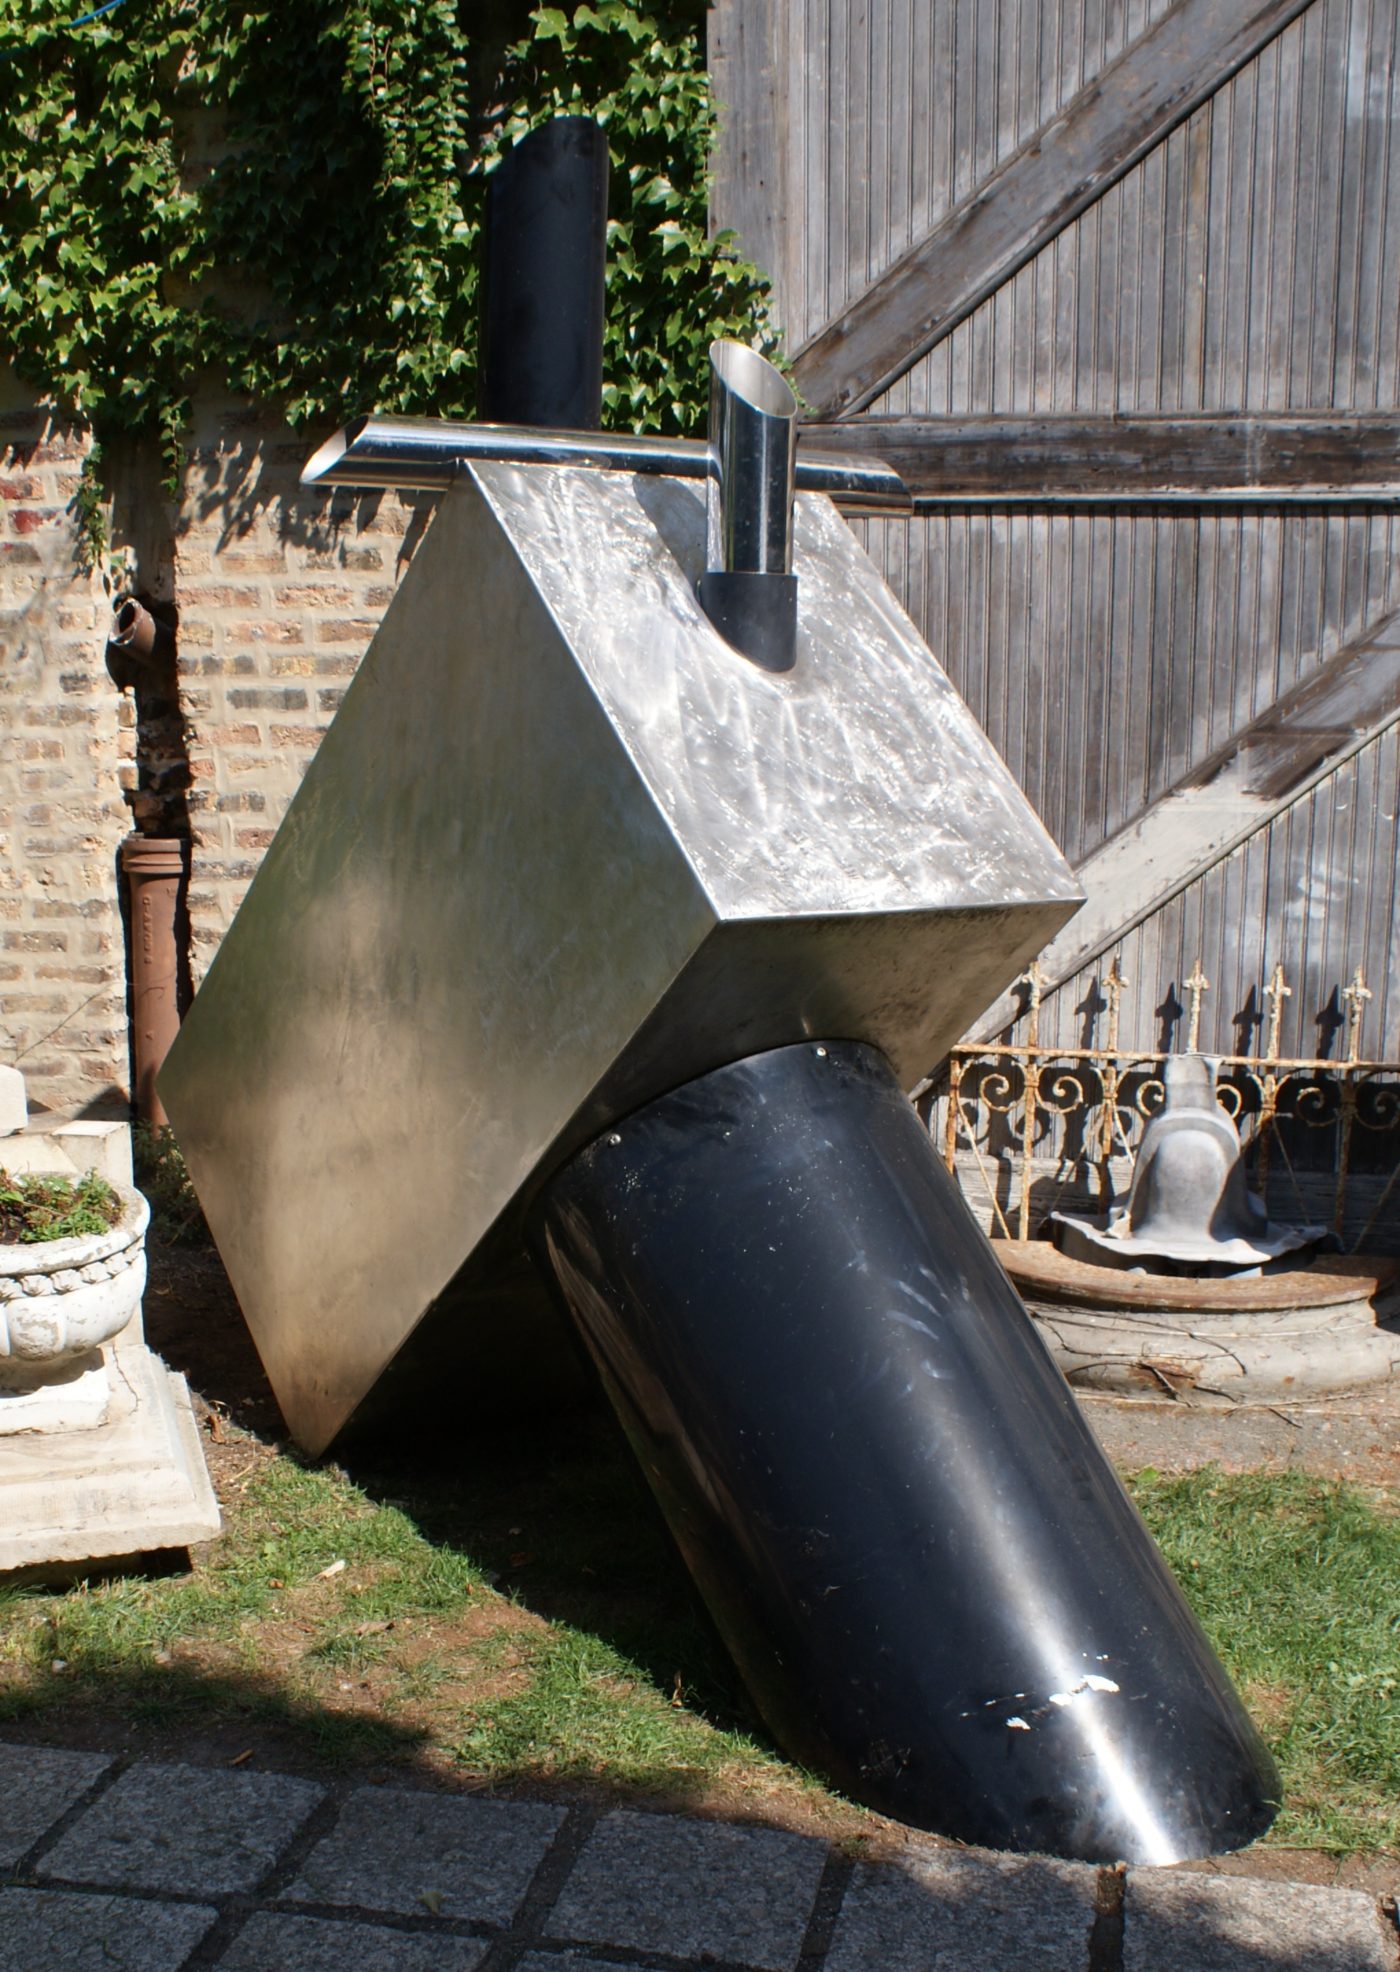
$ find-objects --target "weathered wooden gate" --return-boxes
[710,0,1400,1077]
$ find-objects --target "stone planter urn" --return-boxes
[0,1070,219,1575]
[0,1183,150,1418]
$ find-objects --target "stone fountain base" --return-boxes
[994,1238,1400,1403]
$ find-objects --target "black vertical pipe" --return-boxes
[478,116,609,431]
[532,1040,1279,1863]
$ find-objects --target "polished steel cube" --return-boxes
[161,463,1081,1451]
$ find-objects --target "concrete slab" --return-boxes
[41,1760,323,1896]
[1081,1386,1400,1488]
[0,1744,112,1866]
[826,1849,1098,1972]
[1125,1867,1397,1971]
[0,1887,216,1971]
[219,1912,489,1971]
[286,1786,564,1925]
[0,1067,26,1137]
[2,1117,132,1187]
[545,1808,826,1972]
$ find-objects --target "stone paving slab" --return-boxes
[40,1760,324,1896]
[285,1785,564,1925]
[1125,1869,1397,1972]
[827,1848,1099,1972]
[0,1745,112,1868]
[3,1741,1398,1972]
[219,1910,490,1971]
[517,1957,657,1972]
[545,1808,828,1971]
[0,1886,217,1971]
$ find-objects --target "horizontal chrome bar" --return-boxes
[301,415,913,514]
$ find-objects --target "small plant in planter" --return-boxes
[0,1168,150,1380]
[0,1170,122,1244]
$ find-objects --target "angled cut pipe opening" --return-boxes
[705,338,799,574]
[698,340,799,671]
[107,594,175,673]
[301,417,367,490]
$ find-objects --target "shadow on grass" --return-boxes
[0,1661,423,1779]
[140,1227,765,1746]
[0,1386,814,1824]
[0,1641,821,1831]
[340,1404,763,1745]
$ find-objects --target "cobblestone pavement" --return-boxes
[1,1742,1396,1972]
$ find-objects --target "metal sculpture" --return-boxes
[160,328,1278,1862]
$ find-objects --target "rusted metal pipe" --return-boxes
[108,595,174,667]
[121,833,187,1128]
[106,596,175,693]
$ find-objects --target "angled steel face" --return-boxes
[161,462,1081,1452]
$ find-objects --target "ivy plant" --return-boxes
[491,2,778,433]
[188,0,481,428]
[0,0,204,478]
[0,0,774,550]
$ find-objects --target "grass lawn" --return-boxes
[1,1392,1396,1860]
[0,1410,843,1836]
[1132,1466,1400,1856]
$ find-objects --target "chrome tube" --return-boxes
[697,342,799,669]
[704,339,798,575]
[300,414,912,514]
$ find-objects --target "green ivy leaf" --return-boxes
[0,0,774,472]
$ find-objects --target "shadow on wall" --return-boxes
[179,408,440,570]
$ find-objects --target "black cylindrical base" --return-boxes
[696,569,798,672]
[532,1041,1279,1862]
[478,116,609,431]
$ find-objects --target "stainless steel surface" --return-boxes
[162,461,1081,1453]
[704,340,797,576]
[299,413,912,513]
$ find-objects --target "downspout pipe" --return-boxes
[120,833,187,1129]
[109,596,188,1128]
[105,594,174,691]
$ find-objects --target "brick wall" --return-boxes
[171,400,438,984]
[0,368,438,1114]
[0,372,128,1115]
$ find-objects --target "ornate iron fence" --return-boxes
[934,959,1400,1253]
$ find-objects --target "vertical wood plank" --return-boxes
[707,0,792,322]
